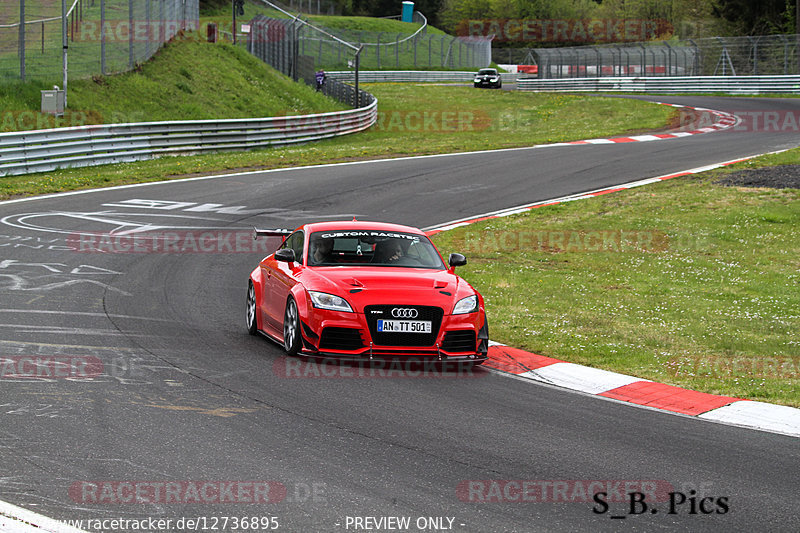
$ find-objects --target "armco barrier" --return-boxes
[0,99,377,177]
[517,75,800,94]
[327,71,527,83]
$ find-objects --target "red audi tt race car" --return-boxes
[246,221,488,365]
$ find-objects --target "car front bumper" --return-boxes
[299,307,489,363]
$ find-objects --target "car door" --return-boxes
[265,231,304,334]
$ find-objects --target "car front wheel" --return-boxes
[283,297,302,355]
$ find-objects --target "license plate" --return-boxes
[377,319,432,333]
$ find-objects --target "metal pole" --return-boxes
[144,0,150,58]
[291,17,298,81]
[233,0,237,45]
[63,0,68,106]
[19,0,25,81]
[159,0,165,45]
[354,45,362,108]
[100,0,106,74]
[128,0,134,69]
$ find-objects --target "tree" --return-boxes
[711,0,791,35]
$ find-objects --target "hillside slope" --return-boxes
[0,37,345,132]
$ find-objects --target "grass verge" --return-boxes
[431,152,800,407]
[0,84,673,200]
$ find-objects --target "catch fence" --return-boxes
[497,34,800,78]
[302,20,492,70]
[0,0,199,83]
[247,13,374,108]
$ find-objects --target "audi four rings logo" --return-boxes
[391,308,418,318]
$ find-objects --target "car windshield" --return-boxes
[308,230,446,269]
[478,69,496,75]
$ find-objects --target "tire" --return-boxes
[246,281,258,335]
[283,297,302,356]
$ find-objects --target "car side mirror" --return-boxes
[448,253,467,269]
[275,248,296,263]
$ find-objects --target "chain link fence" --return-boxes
[301,32,492,70]
[0,0,199,83]
[282,0,340,16]
[496,34,800,78]
[250,2,490,71]
[248,14,373,108]
[299,14,492,71]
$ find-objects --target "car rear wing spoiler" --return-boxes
[253,227,293,240]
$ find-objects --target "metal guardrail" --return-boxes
[327,71,528,83]
[0,100,377,176]
[517,75,800,94]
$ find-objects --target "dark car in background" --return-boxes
[474,68,502,89]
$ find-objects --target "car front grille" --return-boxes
[319,327,365,350]
[441,330,476,353]
[364,305,443,347]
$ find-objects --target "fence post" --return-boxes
[100,0,106,74]
[376,32,381,69]
[129,0,134,69]
[428,34,431,67]
[144,0,150,59]
[750,36,758,75]
[161,0,166,45]
[19,0,25,81]
[639,44,646,76]
[291,18,298,81]
[62,0,68,105]
[354,45,361,108]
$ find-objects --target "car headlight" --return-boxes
[490,77,498,81]
[453,295,478,315]
[474,78,480,82]
[308,291,353,312]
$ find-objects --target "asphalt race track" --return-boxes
[1,95,799,532]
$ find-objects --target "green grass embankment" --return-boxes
[432,153,800,407]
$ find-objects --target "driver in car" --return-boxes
[310,237,334,265]
[385,241,404,263]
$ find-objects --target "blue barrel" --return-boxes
[402,1,414,23]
